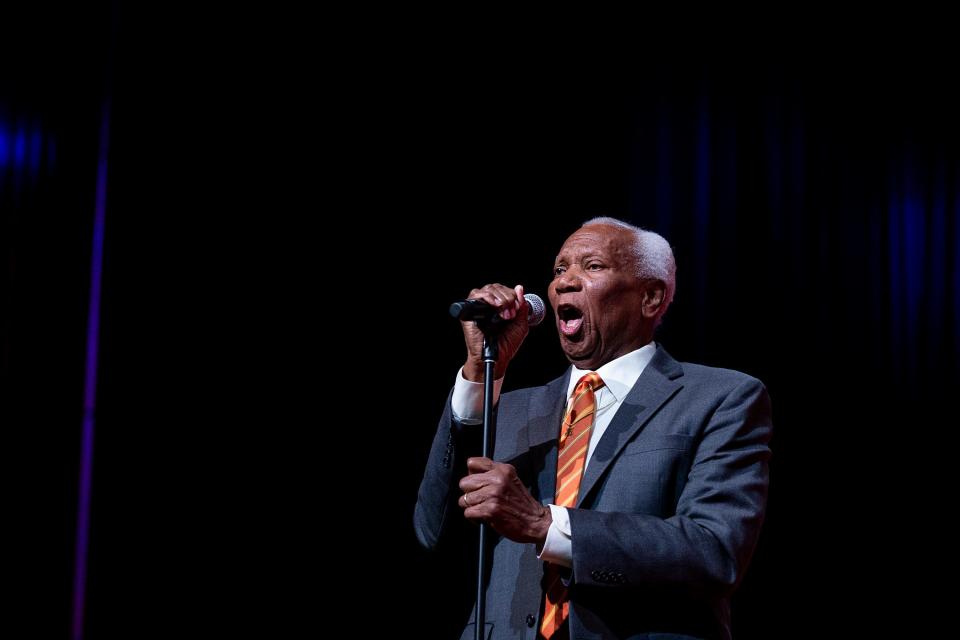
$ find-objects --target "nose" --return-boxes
[553,267,582,294]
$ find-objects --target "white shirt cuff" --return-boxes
[451,367,503,424]
[537,504,573,567]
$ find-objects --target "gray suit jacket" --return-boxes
[414,346,772,640]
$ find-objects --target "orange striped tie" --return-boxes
[540,371,605,639]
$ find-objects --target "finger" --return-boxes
[487,283,517,303]
[512,284,528,322]
[481,284,519,319]
[458,474,488,492]
[462,504,486,521]
[493,284,520,319]
[462,495,493,520]
[466,284,513,309]
[459,490,487,510]
[514,284,525,309]
[466,457,495,473]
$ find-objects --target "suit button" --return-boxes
[526,614,536,628]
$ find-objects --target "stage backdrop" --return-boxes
[5,28,957,639]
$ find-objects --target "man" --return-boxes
[415,218,772,640]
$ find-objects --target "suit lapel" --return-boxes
[527,371,571,504]
[576,347,685,507]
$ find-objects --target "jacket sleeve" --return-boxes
[413,390,485,551]
[568,376,772,595]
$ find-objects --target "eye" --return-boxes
[586,262,604,271]
[554,265,566,276]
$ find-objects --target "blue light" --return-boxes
[14,129,26,166]
[0,126,8,168]
[0,120,54,186]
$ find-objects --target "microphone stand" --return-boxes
[474,323,499,640]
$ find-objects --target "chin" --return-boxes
[562,343,596,366]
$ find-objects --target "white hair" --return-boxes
[582,217,676,324]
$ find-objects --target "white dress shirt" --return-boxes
[451,342,657,567]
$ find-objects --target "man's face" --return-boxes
[548,224,650,370]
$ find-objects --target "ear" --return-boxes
[641,280,666,319]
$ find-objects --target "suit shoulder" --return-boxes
[674,362,772,429]
[500,380,558,403]
[500,372,567,405]
[678,361,766,392]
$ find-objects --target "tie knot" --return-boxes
[575,371,605,394]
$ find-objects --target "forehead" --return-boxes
[556,225,632,261]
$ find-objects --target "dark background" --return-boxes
[4,12,957,638]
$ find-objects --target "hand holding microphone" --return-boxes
[455,284,541,382]
[450,292,545,326]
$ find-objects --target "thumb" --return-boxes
[514,284,527,315]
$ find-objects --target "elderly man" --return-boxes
[415,218,772,640]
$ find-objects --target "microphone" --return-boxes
[449,293,546,327]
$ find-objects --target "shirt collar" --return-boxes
[566,342,658,403]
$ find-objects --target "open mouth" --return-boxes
[557,304,584,337]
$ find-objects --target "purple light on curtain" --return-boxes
[954,168,960,365]
[71,97,111,640]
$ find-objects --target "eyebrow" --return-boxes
[555,251,605,262]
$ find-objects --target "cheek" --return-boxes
[592,285,639,325]
[547,289,560,309]
[590,283,620,308]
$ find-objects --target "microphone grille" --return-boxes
[525,293,546,327]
